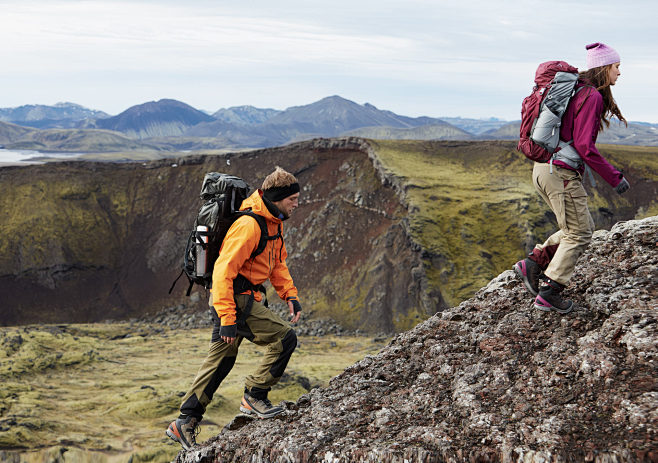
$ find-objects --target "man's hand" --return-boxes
[615,176,630,195]
[287,297,302,324]
[219,324,237,344]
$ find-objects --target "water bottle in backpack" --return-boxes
[195,225,209,277]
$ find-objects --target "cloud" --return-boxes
[0,0,656,120]
[1,2,412,72]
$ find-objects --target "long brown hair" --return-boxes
[579,64,627,131]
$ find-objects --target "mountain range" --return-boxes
[0,102,109,129]
[1,96,657,153]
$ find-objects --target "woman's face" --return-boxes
[608,62,621,86]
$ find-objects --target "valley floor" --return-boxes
[0,323,389,463]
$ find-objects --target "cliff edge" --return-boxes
[176,216,657,462]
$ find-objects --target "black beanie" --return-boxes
[263,183,300,202]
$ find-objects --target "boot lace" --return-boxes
[187,420,201,443]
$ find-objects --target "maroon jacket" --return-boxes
[556,83,623,187]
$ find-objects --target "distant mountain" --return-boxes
[483,120,658,146]
[188,95,457,147]
[630,121,658,128]
[598,120,658,146]
[212,105,280,125]
[91,99,214,139]
[4,96,657,150]
[0,121,38,145]
[342,123,473,140]
[439,117,509,135]
[263,95,436,135]
[181,118,271,147]
[480,122,519,139]
[1,126,162,153]
[0,102,109,129]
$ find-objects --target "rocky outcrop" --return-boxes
[176,216,657,462]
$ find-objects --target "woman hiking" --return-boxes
[514,42,631,314]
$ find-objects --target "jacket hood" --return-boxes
[240,190,282,224]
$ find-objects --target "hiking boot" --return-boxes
[240,388,284,418]
[514,258,542,296]
[534,278,573,314]
[166,416,200,451]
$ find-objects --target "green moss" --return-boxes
[369,140,539,304]
[0,327,100,377]
[368,140,655,305]
[0,323,388,462]
[598,144,658,181]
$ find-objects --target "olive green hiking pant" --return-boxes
[179,294,297,420]
[531,163,595,285]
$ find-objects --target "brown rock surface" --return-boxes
[176,216,657,462]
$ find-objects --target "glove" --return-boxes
[219,324,237,339]
[615,177,630,195]
[286,296,302,315]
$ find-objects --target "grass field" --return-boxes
[0,323,389,462]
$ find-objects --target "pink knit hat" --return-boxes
[586,42,620,69]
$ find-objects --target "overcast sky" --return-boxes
[1,0,657,122]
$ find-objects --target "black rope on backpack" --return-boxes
[168,269,185,294]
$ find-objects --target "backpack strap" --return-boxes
[549,84,596,174]
[169,228,203,295]
[168,268,186,294]
[237,210,282,259]
[574,85,594,117]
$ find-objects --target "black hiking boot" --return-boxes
[534,278,573,314]
[240,387,284,418]
[166,415,200,451]
[514,258,542,296]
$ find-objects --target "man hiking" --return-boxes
[166,166,303,451]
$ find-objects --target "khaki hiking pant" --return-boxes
[179,294,297,420]
[531,162,595,285]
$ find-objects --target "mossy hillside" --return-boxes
[4,128,165,153]
[0,323,389,462]
[370,140,553,305]
[599,144,658,177]
[0,165,160,271]
[306,228,428,334]
[590,144,658,220]
[0,159,210,323]
[368,140,656,305]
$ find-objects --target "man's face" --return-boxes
[273,193,299,219]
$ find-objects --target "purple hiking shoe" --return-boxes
[534,278,573,314]
[514,258,542,296]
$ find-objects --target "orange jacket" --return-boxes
[211,190,298,326]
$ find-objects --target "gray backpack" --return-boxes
[518,61,583,166]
